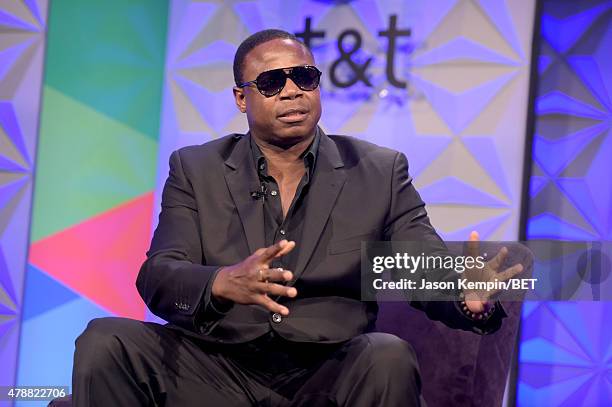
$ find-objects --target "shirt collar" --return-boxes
[250,127,320,178]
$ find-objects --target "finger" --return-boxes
[256,282,297,298]
[488,246,508,271]
[252,247,267,257]
[498,263,524,282]
[254,241,285,262]
[257,295,290,316]
[274,240,296,258]
[467,230,480,259]
[258,268,293,283]
[257,240,296,264]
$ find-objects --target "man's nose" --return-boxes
[279,78,303,99]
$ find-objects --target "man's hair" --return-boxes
[233,29,312,85]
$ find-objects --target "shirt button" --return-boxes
[272,313,282,323]
[270,190,278,196]
[280,229,286,235]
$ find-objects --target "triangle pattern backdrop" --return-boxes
[0,0,48,394]
[157,0,535,245]
[519,1,612,405]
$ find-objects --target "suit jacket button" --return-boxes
[272,313,282,323]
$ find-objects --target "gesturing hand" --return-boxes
[211,239,298,315]
[463,231,524,314]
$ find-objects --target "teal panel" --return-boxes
[44,0,169,140]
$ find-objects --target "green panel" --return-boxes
[44,0,168,140]
[31,86,157,242]
[31,0,168,242]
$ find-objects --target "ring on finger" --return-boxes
[258,269,270,283]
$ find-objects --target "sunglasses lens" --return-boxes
[292,66,321,90]
[252,66,321,97]
[256,70,286,96]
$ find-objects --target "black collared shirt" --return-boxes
[250,129,320,272]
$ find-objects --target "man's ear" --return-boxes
[233,87,247,113]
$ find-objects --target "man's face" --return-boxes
[233,38,322,147]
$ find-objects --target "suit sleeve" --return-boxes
[384,152,506,335]
[136,150,231,332]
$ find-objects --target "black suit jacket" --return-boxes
[137,129,504,344]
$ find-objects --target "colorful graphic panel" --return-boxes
[16,1,168,401]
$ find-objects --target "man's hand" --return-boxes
[463,231,523,314]
[211,240,298,316]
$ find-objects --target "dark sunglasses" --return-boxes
[237,65,322,97]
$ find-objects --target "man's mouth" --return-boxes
[278,108,309,123]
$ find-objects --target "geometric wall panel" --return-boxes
[30,87,158,242]
[20,265,79,321]
[519,1,612,406]
[519,302,612,405]
[29,193,153,320]
[17,293,112,399]
[0,0,48,400]
[158,0,536,245]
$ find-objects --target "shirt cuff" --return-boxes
[197,267,233,322]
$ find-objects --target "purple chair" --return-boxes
[377,300,522,406]
[376,242,530,406]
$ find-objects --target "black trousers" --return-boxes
[72,317,423,407]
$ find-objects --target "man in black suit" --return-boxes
[72,29,521,407]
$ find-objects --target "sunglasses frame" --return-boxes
[237,65,322,97]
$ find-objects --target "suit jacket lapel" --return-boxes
[291,132,346,283]
[224,134,266,254]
